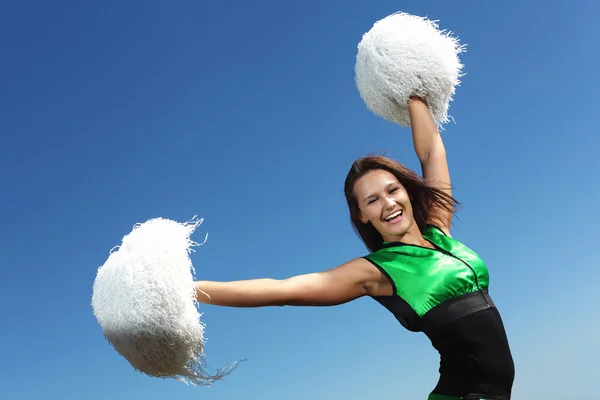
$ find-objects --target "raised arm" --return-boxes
[194,258,389,307]
[408,96,453,234]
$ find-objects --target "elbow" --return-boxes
[417,149,432,164]
[273,295,289,307]
[272,280,296,307]
[418,147,446,164]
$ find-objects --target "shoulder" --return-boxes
[348,257,395,297]
[331,257,385,281]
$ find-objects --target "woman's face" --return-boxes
[353,169,416,242]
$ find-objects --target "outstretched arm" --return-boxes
[194,258,388,307]
[408,96,453,234]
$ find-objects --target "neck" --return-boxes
[383,226,429,247]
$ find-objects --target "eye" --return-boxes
[389,187,398,193]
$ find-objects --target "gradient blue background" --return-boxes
[2,1,599,399]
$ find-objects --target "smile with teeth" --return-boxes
[384,210,403,222]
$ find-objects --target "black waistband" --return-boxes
[422,289,495,335]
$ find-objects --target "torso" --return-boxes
[363,225,515,399]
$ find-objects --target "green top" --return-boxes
[363,225,490,317]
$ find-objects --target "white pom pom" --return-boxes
[355,12,465,127]
[91,217,236,385]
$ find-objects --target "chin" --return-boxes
[380,222,411,241]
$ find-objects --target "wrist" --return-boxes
[408,96,427,106]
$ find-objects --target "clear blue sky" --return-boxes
[1,1,599,399]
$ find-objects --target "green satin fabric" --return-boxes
[363,226,490,317]
[427,394,462,400]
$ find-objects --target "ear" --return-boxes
[358,213,369,225]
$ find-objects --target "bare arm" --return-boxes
[194,258,389,307]
[408,97,453,233]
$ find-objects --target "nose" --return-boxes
[383,196,396,210]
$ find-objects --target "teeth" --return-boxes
[384,210,402,221]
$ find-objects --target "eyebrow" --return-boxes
[363,182,397,203]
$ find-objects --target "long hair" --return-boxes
[344,155,459,253]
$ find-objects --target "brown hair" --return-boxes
[344,154,459,253]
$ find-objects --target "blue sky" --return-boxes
[1,1,599,399]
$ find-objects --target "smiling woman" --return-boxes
[194,96,515,399]
[93,11,515,399]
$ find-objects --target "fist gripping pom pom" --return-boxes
[92,217,236,385]
[355,12,465,127]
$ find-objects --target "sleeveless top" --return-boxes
[363,225,515,398]
[362,225,492,334]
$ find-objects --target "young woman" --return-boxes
[194,97,515,399]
